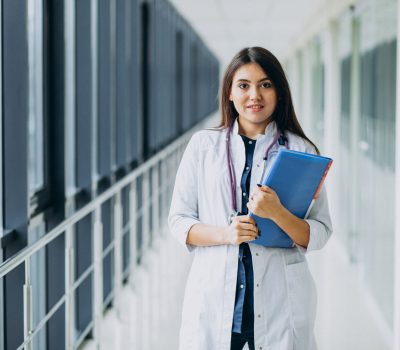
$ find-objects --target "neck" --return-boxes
[237,116,272,139]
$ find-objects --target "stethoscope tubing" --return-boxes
[226,121,288,215]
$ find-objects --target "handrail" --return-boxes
[0,127,192,279]
[0,113,218,350]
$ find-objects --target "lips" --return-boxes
[247,104,264,111]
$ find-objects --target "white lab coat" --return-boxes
[168,120,332,350]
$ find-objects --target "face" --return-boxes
[229,62,278,130]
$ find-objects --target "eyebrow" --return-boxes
[235,77,271,83]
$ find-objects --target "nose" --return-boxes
[249,86,261,100]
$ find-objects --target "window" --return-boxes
[28,0,45,196]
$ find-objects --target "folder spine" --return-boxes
[313,159,333,200]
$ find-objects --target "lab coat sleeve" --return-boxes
[168,133,201,252]
[301,185,333,253]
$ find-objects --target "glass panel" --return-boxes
[27,0,44,194]
[148,168,153,246]
[98,0,112,177]
[122,186,130,270]
[158,162,163,225]
[103,251,113,302]
[102,199,113,302]
[136,175,143,263]
[29,223,46,349]
[357,0,397,328]
[310,37,325,150]
[337,11,353,250]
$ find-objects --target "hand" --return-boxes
[247,185,283,221]
[223,215,258,245]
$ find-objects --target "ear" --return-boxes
[229,93,233,101]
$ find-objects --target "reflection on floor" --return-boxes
[82,234,392,350]
[309,236,391,350]
[82,234,189,350]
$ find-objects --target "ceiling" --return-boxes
[169,0,329,65]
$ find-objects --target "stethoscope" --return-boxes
[226,120,289,221]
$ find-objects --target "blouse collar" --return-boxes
[231,118,278,139]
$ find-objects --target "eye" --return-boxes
[238,83,249,89]
[261,81,272,88]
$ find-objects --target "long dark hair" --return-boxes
[218,46,319,154]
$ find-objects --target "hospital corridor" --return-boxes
[0,0,399,349]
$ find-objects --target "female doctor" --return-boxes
[168,47,332,350]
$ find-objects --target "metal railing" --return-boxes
[0,117,213,350]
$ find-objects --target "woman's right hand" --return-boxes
[222,215,259,245]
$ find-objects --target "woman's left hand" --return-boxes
[247,185,283,221]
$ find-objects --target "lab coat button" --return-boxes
[255,253,259,256]
[256,283,260,287]
[240,284,244,289]
[243,193,246,197]
[259,347,262,350]
[257,314,261,318]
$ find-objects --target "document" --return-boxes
[250,149,333,248]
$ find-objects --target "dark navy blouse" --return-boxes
[231,135,255,336]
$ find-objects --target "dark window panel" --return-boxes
[124,0,134,164]
[103,251,113,302]
[122,186,130,227]
[2,1,29,348]
[190,42,198,125]
[123,233,130,272]
[43,0,66,348]
[101,199,112,303]
[98,0,112,177]
[46,0,66,221]
[181,32,192,132]
[46,305,65,350]
[76,0,92,190]
[75,276,92,334]
[2,0,29,243]
[45,232,65,350]
[116,0,128,168]
[102,199,112,248]
[175,30,183,135]
[3,267,25,350]
[154,7,162,149]
[75,215,92,278]
[135,175,143,263]
[130,0,140,164]
[74,214,93,336]
[140,2,151,159]
[46,233,65,312]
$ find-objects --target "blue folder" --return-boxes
[250,149,332,248]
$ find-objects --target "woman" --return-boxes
[168,47,332,350]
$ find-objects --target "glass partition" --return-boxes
[357,0,397,329]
